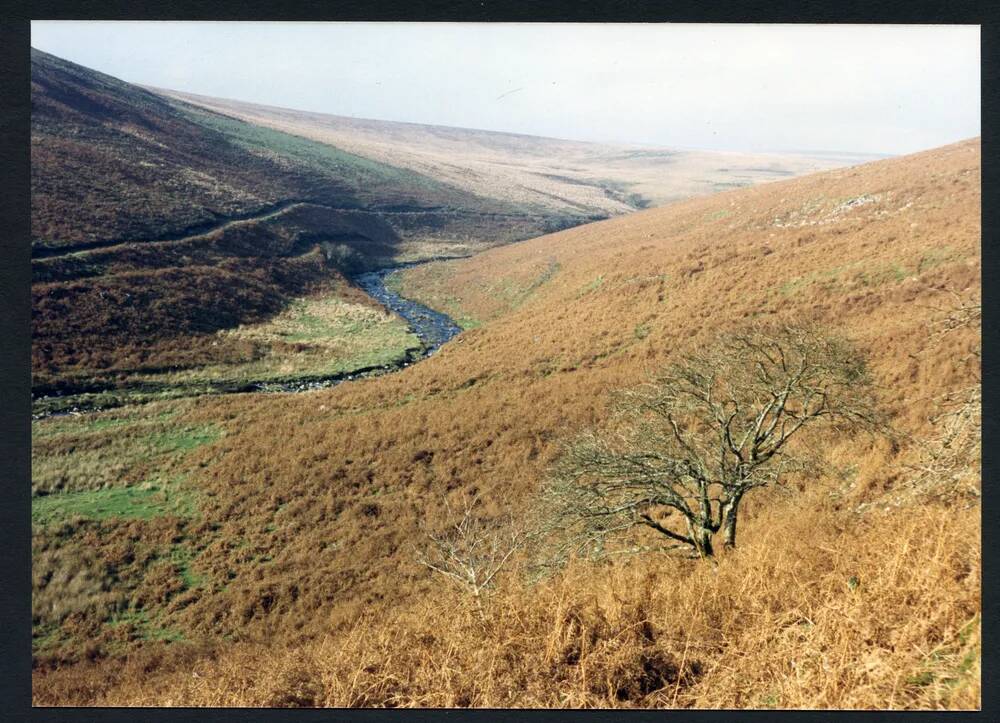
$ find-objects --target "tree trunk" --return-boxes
[687,518,715,558]
[721,491,744,550]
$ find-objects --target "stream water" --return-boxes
[32,261,464,418]
[354,264,463,354]
[255,263,463,393]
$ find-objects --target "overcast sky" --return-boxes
[31,22,980,155]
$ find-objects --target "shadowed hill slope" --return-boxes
[31,49,553,257]
[32,139,980,708]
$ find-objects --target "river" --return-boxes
[32,261,464,418]
[354,263,463,354]
[256,262,463,393]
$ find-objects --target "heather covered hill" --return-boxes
[31,48,554,257]
[33,139,980,708]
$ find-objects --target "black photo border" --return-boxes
[1,2,994,721]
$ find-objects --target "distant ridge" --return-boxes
[152,85,867,213]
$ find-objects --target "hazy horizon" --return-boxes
[30,22,980,156]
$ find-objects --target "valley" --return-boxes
[29,47,980,710]
[31,48,859,420]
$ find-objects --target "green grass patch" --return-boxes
[456,316,482,330]
[153,427,221,453]
[169,544,204,590]
[31,408,147,440]
[33,401,220,499]
[422,297,480,330]
[32,477,197,525]
[389,267,484,330]
[141,291,421,388]
[577,275,605,298]
[906,671,936,688]
[31,622,65,655]
[109,608,187,644]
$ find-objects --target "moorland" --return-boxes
[30,49,980,709]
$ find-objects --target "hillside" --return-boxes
[158,87,874,215]
[32,49,556,257]
[32,139,980,708]
[32,50,866,417]
[29,49,583,408]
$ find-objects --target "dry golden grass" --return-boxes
[32,139,980,708]
[89,497,979,709]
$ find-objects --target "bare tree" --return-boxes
[416,498,524,618]
[540,324,882,561]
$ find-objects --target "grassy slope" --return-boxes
[33,140,980,708]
